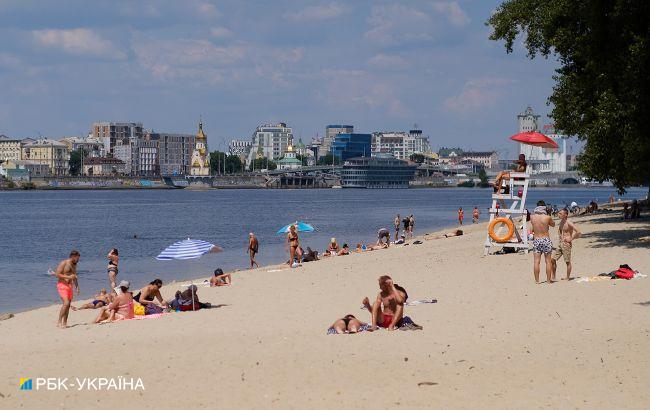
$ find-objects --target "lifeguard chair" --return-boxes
[484,170,530,255]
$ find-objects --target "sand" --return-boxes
[1,211,649,409]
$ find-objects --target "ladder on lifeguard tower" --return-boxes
[484,171,530,255]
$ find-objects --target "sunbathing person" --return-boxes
[324,238,340,257]
[367,242,388,250]
[170,285,211,311]
[394,234,406,245]
[73,288,111,310]
[354,243,365,253]
[93,280,134,323]
[362,275,406,331]
[329,314,367,334]
[210,268,231,287]
[302,247,319,262]
[425,229,463,240]
[339,243,350,255]
[133,278,168,315]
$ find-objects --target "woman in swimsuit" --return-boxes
[286,225,300,267]
[330,314,367,334]
[94,280,134,323]
[133,278,167,314]
[107,248,119,290]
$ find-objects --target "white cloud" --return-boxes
[364,4,433,46]
[444,77,515,112]
[367,53,410,70]
[433,1,470,27]
[284,3,347,21]
[210,27,232,39]
[32,28,126,59]
[196,2,220,19]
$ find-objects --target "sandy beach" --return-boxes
[1,210,649,409]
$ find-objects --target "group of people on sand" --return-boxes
[330,275,422,334]
[394,214,416,240]
[53,247,231,328]
[529,200,581,284]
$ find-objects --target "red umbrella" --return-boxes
[509,131,558,149]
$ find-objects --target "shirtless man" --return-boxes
[552,208,581,281]
[54,250,80,328]
[362,275,405,331]
[530,201,555,284]
[394,214,401,241]
[248,233,259,268]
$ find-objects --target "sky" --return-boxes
[0,0,579,157]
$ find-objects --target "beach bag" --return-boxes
[615,265,635,280]
[133,302,145,316]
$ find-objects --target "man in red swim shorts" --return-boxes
[54,250,80,329]
[362,275,405,331]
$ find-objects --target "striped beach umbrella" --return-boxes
[276,221,315,235]
[156,238,221,261]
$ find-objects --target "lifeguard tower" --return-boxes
[484,170,530,255]
[484,127,559,255]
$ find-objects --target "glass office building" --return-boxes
[340,156,417,188]
[331,133,372,161]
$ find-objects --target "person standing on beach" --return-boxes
[286,225,300,267]
[107,248,119,291]
[472,207,480,224]
[552,209,581,281]
[248,233,259,268]
[408,215,415,237]
[530,200,555,284]
[54,250,80,328]
[394,214,401,241]
[402,215,410,238]
[458,207,464,225]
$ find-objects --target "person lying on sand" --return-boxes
[72,288,111,310]
[210,268,231,287]
[302,247,319,262]
[367,242,388,251]
[362,276,406,331]
[394,234,406,245]
[170,285,211,311]
[330,314,367,334]
[339,243,350,255]
[94,281,134,323]
[425,229,463,240]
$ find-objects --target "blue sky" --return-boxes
[0,0,579,157]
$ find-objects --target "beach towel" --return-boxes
[98,312,168,324]
[405,299,437,306]
[327,323,372,335]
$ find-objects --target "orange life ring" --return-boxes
[488,217,515,243]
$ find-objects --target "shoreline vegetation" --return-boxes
[1,205,648,407]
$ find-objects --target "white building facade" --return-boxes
[0,135,22,163]
[371,129,430,160]
[246,123,293,167]
[517,107,567,173]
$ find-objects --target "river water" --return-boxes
[0,187,645,313]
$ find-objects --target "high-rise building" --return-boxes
[331,133,372,161]
[323,125,353,157]
[228,140,252,163]
[190,122,210,176]
[91,122,143,156]
[151,133,195,176]
[0,135,23,163]
[246,123,293,167]
[371,129,430,160]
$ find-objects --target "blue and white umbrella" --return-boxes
[276,221,315,235]
[156,238,221,261]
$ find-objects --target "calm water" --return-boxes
[0,187,645,313]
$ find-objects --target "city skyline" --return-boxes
[0,1,562,157]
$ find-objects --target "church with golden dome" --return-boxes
[190,121,210,176]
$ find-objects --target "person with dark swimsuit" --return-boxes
[248,233,260,268]
[286,225,300,267]
[134,279,167,314]
[330,314,367,334]
[107,248,119,290]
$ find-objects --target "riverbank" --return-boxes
[1,211,649,408]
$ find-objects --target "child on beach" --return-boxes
[210,268,231,286]
[551,208,581,281]
[458,207,464,225]
[472,207,480,223]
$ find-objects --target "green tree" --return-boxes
[487,0,650,193]
[316,154,341,166]
[69,148,84,176]
[209,151,227,174]
[478,168,490,188]
[225,155,243,173]
[249,157,277,171]
[409,153,425,164]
